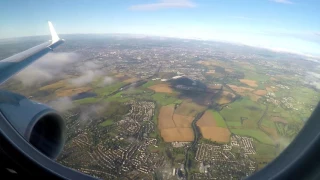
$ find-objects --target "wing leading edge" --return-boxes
[0,21,64,85]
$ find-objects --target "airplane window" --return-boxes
[1,0,319,179]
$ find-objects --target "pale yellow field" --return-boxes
[196,111,216,127]
[173,114,194,128]
[158,105,175,129]
[270,77,277,81]
[175,100,206,117]
[236,61,255,70]
[225,68,233,73]
[161,128,194,142]
[198,127,231,143]
[114,73,125,78]
[206,70,215,74]
[240,79,258,87]
[227,84,261,101]
[266,86,278,92]
[158,105,195,142]
[55,87,92,97]
[208,84,223,90]
[248,93,261,102]
[40,80,66,91]
[124,78,138,83]
[254,90,267,96]
[217,91,236,104]
[197,60,229,69]
[227,84,254,93]
[149,84,173,93]
[197,110,231,143]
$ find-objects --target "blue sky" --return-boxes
[0,0,319,56]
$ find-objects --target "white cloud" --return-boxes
[69,71,97,87]
[102,76,114,86]
[69,61,113,87]
[14,51,115,89]
[270,0,294,4]
[78,61,100,71]
[49,97,74,112]
[15,52,79,86]
[305,72,320,90]
[129,0,196,11]
[78,104,108,126]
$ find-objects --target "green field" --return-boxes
[125,88,155,99]
[270,105,306,123]
[252,140,278,170]
[142,80,161,88]
[261,118,276,129]
[211,111,227,128]
[230,129,274,145]
[273,85,318,120]
[220,97,266,123]
[252,138,277,155]
[244,71,270,82]
[275,122,301,139]
[106,93,131,102]
[100,119,114,126]
[254,141,277,156]
[95,82,126,96]
[152,93,182,106]
[226,121,242,127]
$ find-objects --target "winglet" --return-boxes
[48,21,60,44]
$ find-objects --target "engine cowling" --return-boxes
[0,90,65,159]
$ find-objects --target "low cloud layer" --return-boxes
[78,103,108,126]
[49,97,74,112]
[305,71,320,90]
[15,52,79,86]
[78,61,101,72]
[129,0,196,11]
[14,52,114,88]
[69,71,97,87]
[102,76,114,86]
[69,61,113,87]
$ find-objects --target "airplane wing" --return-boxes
[0,21,64,85]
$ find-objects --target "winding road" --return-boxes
[184,111,205,179]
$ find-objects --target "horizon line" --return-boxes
[0,33,319,59]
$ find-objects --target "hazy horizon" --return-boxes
[1,0,319,56]
[1,32,319,60]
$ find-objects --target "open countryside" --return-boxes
[2,35,319,180]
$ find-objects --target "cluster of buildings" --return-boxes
[265,91,299,111]
[194,135,256,179]
[59,100,166,179]
[116,101,155,137]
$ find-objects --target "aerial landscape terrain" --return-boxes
[1,34,319,180]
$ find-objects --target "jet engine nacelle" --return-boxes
[0,90,65,159]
